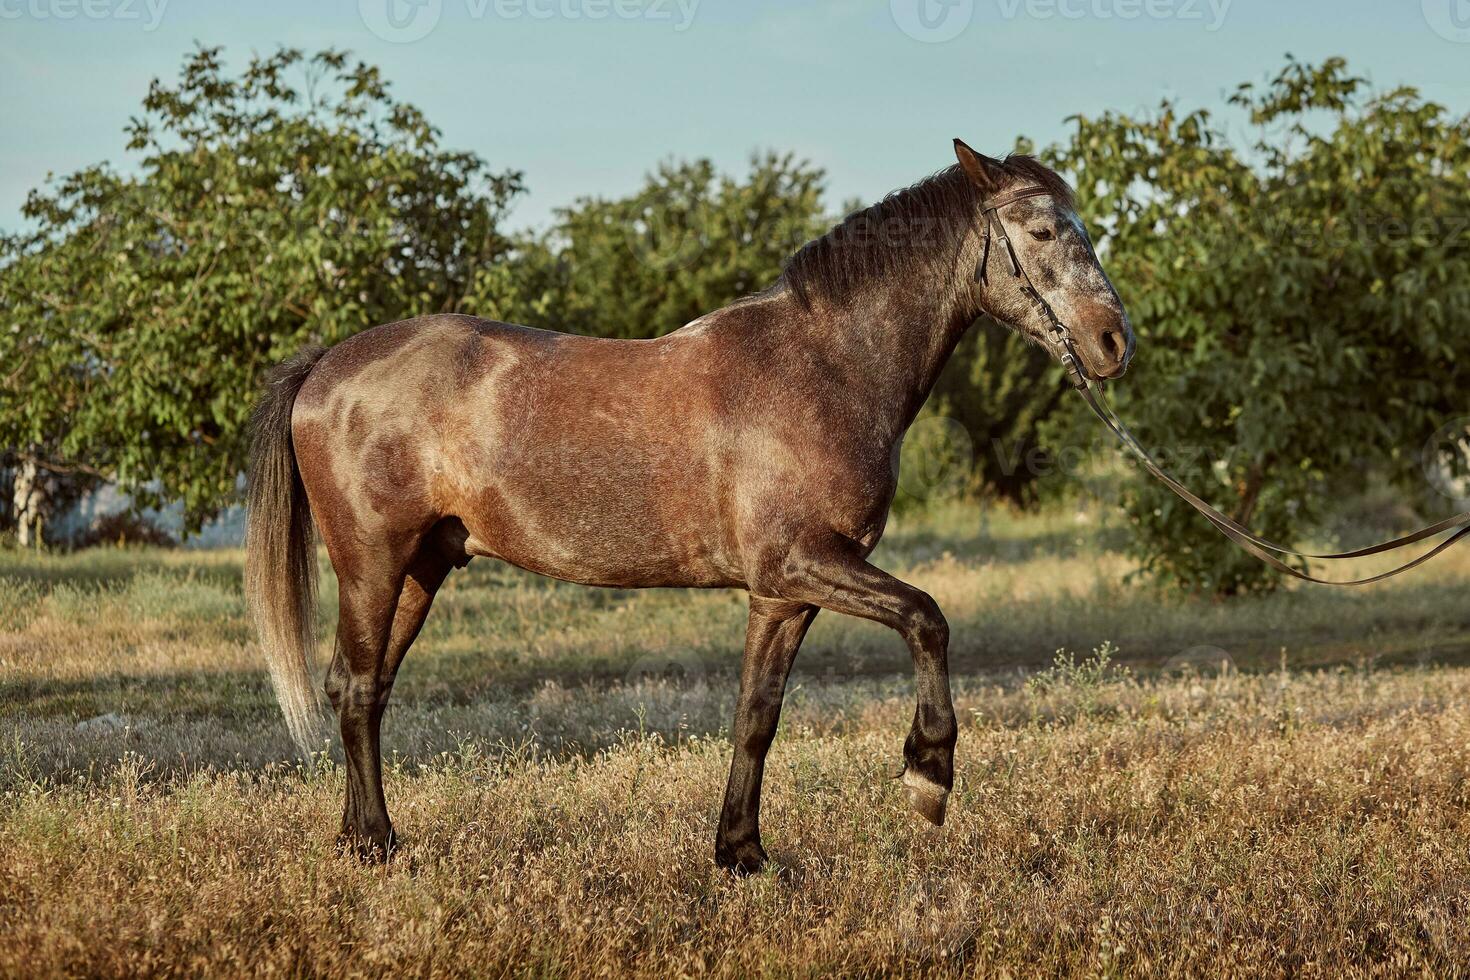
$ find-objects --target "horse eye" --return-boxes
[1029,228,1055,242]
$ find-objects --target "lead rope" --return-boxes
[978,187,1470,586]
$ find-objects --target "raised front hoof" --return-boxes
[902,768,950,827]
[337,825,397,863]
[714,838,769,876]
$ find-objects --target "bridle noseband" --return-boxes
[974,185,1090,390]
[973,185,1470,586]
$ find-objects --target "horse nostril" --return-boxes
[1101,328,1126,364]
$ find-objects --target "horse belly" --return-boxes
[434,322,740,588]
[453,442,740,590]
[460,494,738,589]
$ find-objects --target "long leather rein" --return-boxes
[976,185,1470,586]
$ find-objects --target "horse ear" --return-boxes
[953,138,1006,192]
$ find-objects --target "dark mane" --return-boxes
[778,154,1074,309]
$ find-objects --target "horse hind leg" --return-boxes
[324,559,403,860]
[324,534,459,861]
[378,545,456,699]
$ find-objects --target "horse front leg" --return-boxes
[756,535,957,826]
[715,597,818,874]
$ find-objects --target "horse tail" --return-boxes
[245,345,328,757]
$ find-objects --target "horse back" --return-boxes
[290,313,748,588]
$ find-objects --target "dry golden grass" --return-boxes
[4,503,1470,977]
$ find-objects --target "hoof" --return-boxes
[902,768,949,827]
[715,838,768,876]
[338,825,397,863]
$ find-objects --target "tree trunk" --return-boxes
[13,458,47,548]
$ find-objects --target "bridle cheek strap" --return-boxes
[975,186,1089,389]
[976,186,1470,585]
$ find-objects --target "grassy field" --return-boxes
[4,502,1470,976]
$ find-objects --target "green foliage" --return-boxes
[1024,642,1131,722]
[931,326,1067,503]
[1048,57,1470,594]
[0,47,524,530]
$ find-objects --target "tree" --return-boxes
[1047,58,1470,594]
[931,327,1069,503]
[0,47,524,534]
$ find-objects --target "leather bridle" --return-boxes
[976,185,1092,390]
[975,185,1470,586]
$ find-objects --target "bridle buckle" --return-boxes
[1060,349,1089,390]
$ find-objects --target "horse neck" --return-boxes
[786,260,982,442]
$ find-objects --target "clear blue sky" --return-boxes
[2,0,1467,232]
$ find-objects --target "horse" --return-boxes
[245,139,1134,873]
